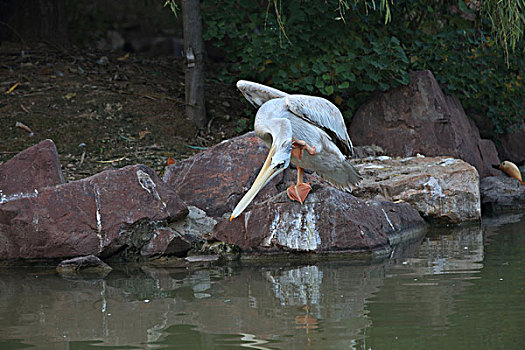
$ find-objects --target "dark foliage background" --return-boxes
[201,0,524,136]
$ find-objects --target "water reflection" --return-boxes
[1,219,524,349]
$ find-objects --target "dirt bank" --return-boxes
[0,43,247,181]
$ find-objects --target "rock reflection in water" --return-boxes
[366,223,486,349]
[402,224,484,275]
[0,223,498,349]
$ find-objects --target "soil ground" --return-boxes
[0,43,247,181]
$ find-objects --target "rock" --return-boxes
[0,164,188,260]
[213,187,425,255]
[185,255,220,263]
[353,144,385,158]
[352,156,481,223]
[478,139,500,170]
[197,241,240,260]
[0,139,65,203]
[468,111,495,139]
[170,206,217,239]
[495,120,525,165]
[56,255,112,278]
[349,70,500,177]
[163,132,284,217]
[140,206,220,258]
[140,228,193,258]
[480,176,525,214]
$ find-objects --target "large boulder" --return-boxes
[0,139,65,203]
[213,187,425,255]
[349,70,500,178]
[163,132,288,218]
[0,164,188,260]
[352,156,481,223]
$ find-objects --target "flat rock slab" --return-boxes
[480,176,525,214]
[352,156,481,223]
[214,187,425,256]
[0,164,188,260]
[0,139,65,203]
[56,255,112,278]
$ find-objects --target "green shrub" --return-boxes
[202,0,523,136]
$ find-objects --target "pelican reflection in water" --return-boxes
[230,80,362,221]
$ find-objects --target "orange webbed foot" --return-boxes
[286,182,312,204]
[291,139,316,160]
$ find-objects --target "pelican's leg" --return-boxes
[287,166,312,204]
[287,138,316,204]
[291,138,316,160]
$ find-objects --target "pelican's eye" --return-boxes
[275,161,286,169]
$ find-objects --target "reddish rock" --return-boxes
[163,132,286,217]
[214,187,425,254]
[349,70,499,177]
[478,139,501,176]
[140,227,199,258]
[496,120,525,165]
[0,139,65,203]
[0,164,188,260]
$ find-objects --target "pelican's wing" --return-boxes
[286,95,354,156]
[236,80,288,108]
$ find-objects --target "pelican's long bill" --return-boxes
[230,146,279,221]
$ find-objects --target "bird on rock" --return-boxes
[230,80,362,221]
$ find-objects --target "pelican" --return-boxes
[230,80,362,221]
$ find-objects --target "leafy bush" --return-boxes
[202,0,409,120]
[202,0,523,136]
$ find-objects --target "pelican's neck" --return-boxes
[255,100,293,148]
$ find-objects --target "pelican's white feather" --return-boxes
[236,80,288,108]
[285,95,353,156]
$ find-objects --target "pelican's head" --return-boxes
[230,141,291,221]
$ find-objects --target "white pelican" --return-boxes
[230,80,362,221]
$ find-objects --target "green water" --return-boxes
[1,214,524,349]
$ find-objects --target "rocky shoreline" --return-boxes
[0,133,522,271]
[1,70,523,272]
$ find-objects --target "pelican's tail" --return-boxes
[318,159,362,192]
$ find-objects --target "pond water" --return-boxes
[1,214,524,349]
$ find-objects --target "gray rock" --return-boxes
[56,255,112,278]
[185,255,220,263]
[170,206,217,239]
[480,176,525,214]
[353,156,481,223]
